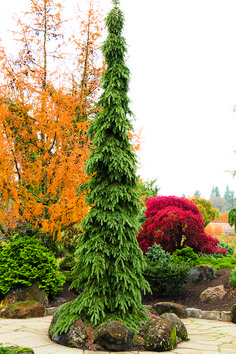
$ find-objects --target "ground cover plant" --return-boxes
[199,254,236,269]
[0,236,65,296]
[0,346,34,354]
[137,196,228,255]
[52,0,150,337]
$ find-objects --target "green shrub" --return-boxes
[171,247,200,267]
[0,236,65,296]
[0,345,34,354]
[59,254,76,271]
[219,241,234,255]
[62,271,77,284]
[199,254,236,269]
[229,268,236,287]
[144,259,191,296]
[145,243,171,263]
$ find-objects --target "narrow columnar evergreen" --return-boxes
[53,0,150,335]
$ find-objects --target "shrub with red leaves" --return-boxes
[137,196,227,255]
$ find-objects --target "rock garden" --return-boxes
[0,0,236,353]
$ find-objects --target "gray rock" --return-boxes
[160,313,188,342]
[200,285,226,303]
[186,265,217,284]
[144,317,176,351]
[151,302,187,318]
[4,284,49,308]
[94,322,133,351]
[49,312,87,348]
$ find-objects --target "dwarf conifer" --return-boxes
[54,0,150,335]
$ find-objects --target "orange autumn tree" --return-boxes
[0,0,104,242]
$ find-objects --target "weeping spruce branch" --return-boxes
[53,0,150,335]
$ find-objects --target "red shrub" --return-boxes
[137,196,227,255]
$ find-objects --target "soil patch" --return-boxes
[49,268,236,312]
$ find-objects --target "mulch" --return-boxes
[142,268,236,312]
[49,268,236,312]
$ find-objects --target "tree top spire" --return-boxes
[112,0,120,7]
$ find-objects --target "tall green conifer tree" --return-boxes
[54,0,150,335]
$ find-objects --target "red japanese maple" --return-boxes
[137,196,227,255]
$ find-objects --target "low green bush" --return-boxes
[59,254,76,271]
[145,243,171,263]
[229,268,236,287]
[199,254,236,269]
[219,240,234,255]
[0,345,33,354]
[171,246,200,267]
[0,236,65,296]
[144,259,191,296]
[62,271,77,284]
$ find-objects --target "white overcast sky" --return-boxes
[1,0,236,200]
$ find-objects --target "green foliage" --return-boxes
[189,196,219,226]
[0,236,65,296]
[219,241,234,255]
[4,221,67,258]
[0,346,34,354]
[136,177,159,201]
[59,254,76,271]
[62,271,76,284]
[229,268,236,287]
[199,254,236,269]
[146,243,171,263]
[228,207,236,229]
[171,247,200,267]
[144,259,191,296]
[53,1,150,336]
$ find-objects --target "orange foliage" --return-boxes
[211,212,228,223]
[0,0,104,239]
[204,224,214,236]
[128,128,143,152]
[205,223,223,236]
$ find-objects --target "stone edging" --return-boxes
[185,308,231,322]
[45,306,232,322]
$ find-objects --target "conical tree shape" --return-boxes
[53,0,150,335]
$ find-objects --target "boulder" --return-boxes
[186,265,217,284]
[151,302,187,318]
[230,304,236,323]
[4,284,49,308]
[94,322,133,351]
[49,311,88,348]
[160,313,188,342]
[0,300,45,319]
[200,285,226,303]
[144,317,176,351]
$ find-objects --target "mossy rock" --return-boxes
[144,317,176,351]
[160,313,188,342]
[0,300,45,319]
[151,302,187,318]
[231,304,236,323]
